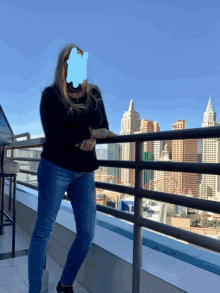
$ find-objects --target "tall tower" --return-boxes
[133,119,162,202]
[172,120,198,213]
[154,142,173,195]
[199,95,220,201]
[120,100,141,191]
[120,100,162,194]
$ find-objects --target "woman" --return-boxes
[28,43,117,293]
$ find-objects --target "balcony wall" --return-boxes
[2,181,220,293]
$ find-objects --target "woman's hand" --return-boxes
[75,137,97,151]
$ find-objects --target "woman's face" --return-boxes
[64,49,83,82]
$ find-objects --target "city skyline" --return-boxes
[1,3,220,292]
[38,94,215,157]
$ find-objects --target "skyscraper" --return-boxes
[199,96,220,202]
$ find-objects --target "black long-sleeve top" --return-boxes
[39,84,109,172]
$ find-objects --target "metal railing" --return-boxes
[2,126,220,293]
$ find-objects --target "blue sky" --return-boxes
[1,1,220,144]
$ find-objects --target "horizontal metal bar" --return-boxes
[5,132,31,140]
[94,181,220,214]
[92,198,220,253]
[138,215,220,253]
[5,137,44,150]
[6,179,39,191]
[4,178,220,255]
[18,169,37,176]
[0,223,14,227]
[7,161,220,214]
[4,126,220,150]
[6,158,41,162]
[5,157,220,176]
[6,175,219,216]
[138,188,220,214]
[4,126,220,259]
[97,203,134,223]
[95,201,220,255]
[99,160,220,175]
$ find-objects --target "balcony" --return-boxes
[0,127,220,293]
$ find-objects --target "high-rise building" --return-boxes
[171,120,198,214]
[120,100,141,191]
[119,96,220,211]
[199,96,220,202]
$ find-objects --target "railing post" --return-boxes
[132,140,143,293]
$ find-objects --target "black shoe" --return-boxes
[56,280,74,293]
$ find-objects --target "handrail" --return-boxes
[2,125,220,293]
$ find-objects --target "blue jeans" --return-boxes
[28,157,97,293]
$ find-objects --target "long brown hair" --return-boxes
[43,43,101,116]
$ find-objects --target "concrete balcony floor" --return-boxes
[0,223,90,293]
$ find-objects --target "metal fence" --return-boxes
[2,126,220,293]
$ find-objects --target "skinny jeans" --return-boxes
[28,157,97,292]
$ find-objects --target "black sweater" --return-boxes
[40,85,109,172]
